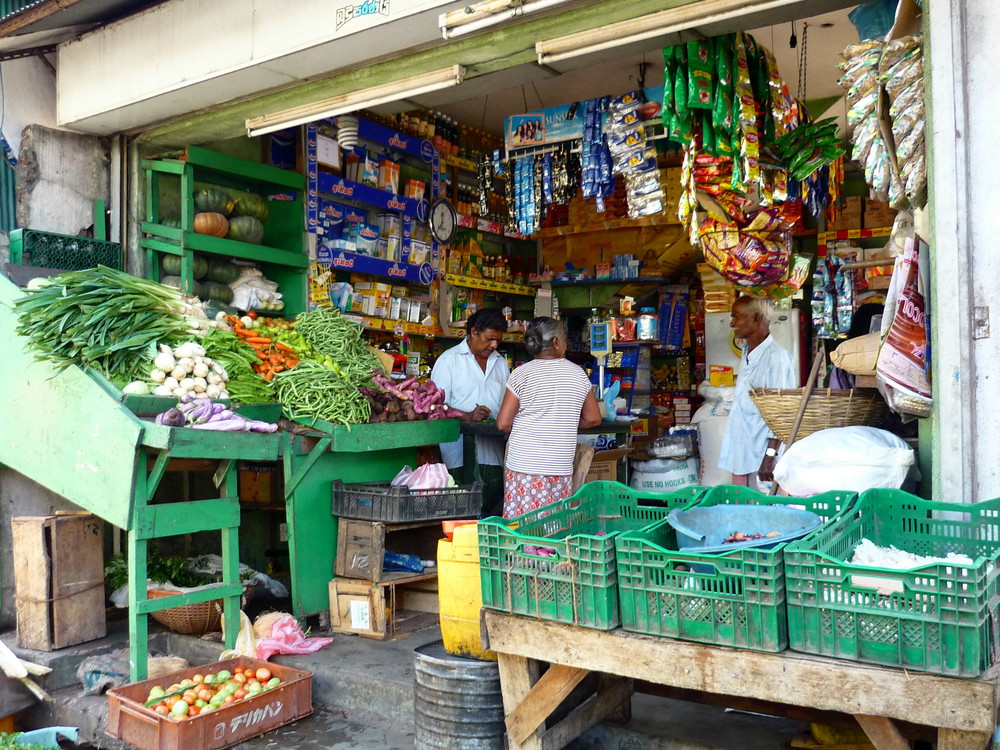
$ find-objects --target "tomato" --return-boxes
[233,672,247,685]
[180,679,194,688]
[187,705,200,717]
[192,674,204,684]
[182,690,198,704]
[167,684,181,693]
[170,700,189,717]
[255,668,272,682]
[154,705,170,716]
[165,696,179,709]
[234,688,247,700]
[197,688,214,702]
[244,668,256,679]
[246,679,260,689]
[223,695,235,705]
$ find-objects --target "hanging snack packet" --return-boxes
[687,39,714,109]
[733,33,761,193]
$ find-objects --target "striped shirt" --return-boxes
[504,358,593,476]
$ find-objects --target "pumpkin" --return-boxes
[162,254,209,279]
[206,258,241,284]
[201,281,234,304]
[193,212,229,238]
[159,216,182,229]
[231,193,270,223]
[227,216,265,245]
[194,187,233,216]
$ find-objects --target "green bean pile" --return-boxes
[272,360,371,426]
[201,329,273,404]
[292,306,380,385]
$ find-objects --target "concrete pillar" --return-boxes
[15,125,110,236]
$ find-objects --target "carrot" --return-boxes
[274,342,295,353]
[271,365,285,374]
[262,369,275,381]
[255,351,269,361]
[243,336,273,344]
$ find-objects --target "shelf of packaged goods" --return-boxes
[817,226,893,257]
[437,331,524,344]
[440,153,480,173]
[358,316,443,337]
[441,273,536,296]
[547,277,674,286]
[455,213,525,239]
[316,245,436,285]
[533,214,682,238]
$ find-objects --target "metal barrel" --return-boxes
[414,640,505,750]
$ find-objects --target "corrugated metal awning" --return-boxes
[0,0,160,40]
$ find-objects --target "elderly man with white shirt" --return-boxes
[718,296,797,488]
[431,308,509,516]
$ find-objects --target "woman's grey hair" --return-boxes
[735,295,775,325]
[523,316,565,357]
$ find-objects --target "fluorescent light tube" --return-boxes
[536,0,808,64]
[246,65,467,137]
[440,0,578,39]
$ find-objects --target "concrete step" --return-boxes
[7,618,810,749]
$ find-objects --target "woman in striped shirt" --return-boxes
[496,317,602,518]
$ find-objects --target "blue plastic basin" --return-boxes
[667,504,823,555]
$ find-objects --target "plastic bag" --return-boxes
[220,610,258,661]
[773,426,915,496]
[256,615,333,661]
[403,462,455,489]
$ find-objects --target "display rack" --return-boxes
[816,226,893,257]
[140,146,308,313]
[442,273,535,296]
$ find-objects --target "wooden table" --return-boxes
[483,610,1000,750]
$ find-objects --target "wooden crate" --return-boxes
[335,518,440,583]
[328,576,438,640]
[12,513,106,650]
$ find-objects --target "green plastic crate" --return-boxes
[616,486,856,651]
[785,489,1000,676]
[9,228,123,271]
[478,481,705,629]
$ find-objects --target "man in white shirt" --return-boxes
[718,296,797,487]
[431,309,510,515]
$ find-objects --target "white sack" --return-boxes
[773,426,914,496]
[630,457,700,492]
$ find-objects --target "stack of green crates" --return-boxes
[9,228,123,271]
[478,481,705,630]
[785,489,1000,676]
[615,486,857,652]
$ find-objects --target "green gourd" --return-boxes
[231,194,270,223]
[194,187,233,216]
[227,216,265,244]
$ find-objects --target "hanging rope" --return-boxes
[797,21,810,103]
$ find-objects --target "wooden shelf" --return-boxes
[534,214,682,238]
[442,273,536,296]
[548,277,673,286]
[358,316,443,337]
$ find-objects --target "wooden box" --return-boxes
[335,518,440,583]
[328,576,438,640]
[12,513,106,651]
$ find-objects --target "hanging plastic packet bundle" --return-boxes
[812,261,835,339]
[687,38,714,109]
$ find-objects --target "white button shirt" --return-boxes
[718,334,796,476]
[430,338,509,468]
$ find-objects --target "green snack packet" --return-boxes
[687,39,714,110]
[674,63,691,138]
[662,46,678,130]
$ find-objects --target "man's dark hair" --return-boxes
[467,308,508,335]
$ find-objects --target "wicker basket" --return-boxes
[147,584,255,635]
[749,387,889,444]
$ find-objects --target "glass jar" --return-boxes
[616,312,637,342]
[638,307,659,341]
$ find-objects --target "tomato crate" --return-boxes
[616,486,856,652]
[785,489,1000,676]
[478,481,705,630]
[106,657,312,750]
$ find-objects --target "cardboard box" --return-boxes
[13,513,106,650]
[584,448,629,483]
[830,213,862,231]
[843,196,863,213]
[864,200,897,229]
[239,462,284,504]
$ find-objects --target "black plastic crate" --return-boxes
[332,480,482,522]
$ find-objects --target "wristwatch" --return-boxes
[764,447,778,458]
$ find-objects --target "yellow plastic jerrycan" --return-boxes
[437,522,497,661]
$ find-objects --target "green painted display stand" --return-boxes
[0,274,279,681]
[280,419,459,618]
